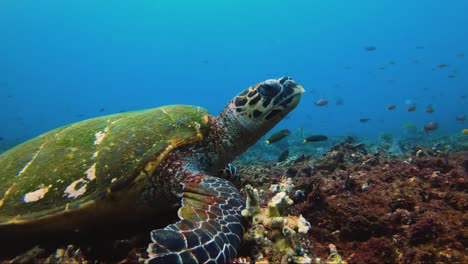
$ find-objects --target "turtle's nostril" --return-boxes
[259,83,281,99]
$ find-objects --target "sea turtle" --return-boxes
[0,77,304,263]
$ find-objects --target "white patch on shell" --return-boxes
[17,142,47,177]
[94,127,109,145]
[63,178,88,199]
[23,186,49,203]
[85,163,97,181]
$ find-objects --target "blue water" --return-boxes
[1,0,467,150]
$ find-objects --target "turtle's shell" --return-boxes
[0,105,210,230]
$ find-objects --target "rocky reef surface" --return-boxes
[236,139,467,264]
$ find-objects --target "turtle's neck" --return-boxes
[195,100,279,175]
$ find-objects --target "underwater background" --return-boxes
[1,1,468,263]
[1,0,467,150]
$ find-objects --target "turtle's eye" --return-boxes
[279,76,291,84]
[258,83,281,99]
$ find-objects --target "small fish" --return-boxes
[433,64,448,71]
[0,137,3,141]
[456,52,464,58]
[364,46,376,51]
[99,108,105,112]
[425,105,434,113]
[266,129,290,144]
[387,105,396,110]
[303,135,328,143]
[462,129,468,135]
[407,105,416,112]
[448,74,456,78]
[315,99,329,106]
[424,122,439,133]
[278,149,289,162]
[456,115,466,121]
[335,98,344,106]
[359,118,371,123]
[402,123,416,129]
[416,46,424,50]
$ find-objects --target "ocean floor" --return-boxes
[1,136,467,264]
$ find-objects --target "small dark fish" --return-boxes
[456,52,464,58]
[416,46,424,50]
[387,105,396,110]
[436,63,449,68]
[407,105,416,112]
[424,122,438,133]
[359,118,371,123]
[335,98,344,106]
[389,60,396,65]
[448,74,456,78]
[278,149,289,162]
[99,108,105,112]
[315,99,329,106]
[266,129,290,144]
[0,137,3,141]
[456,115,466,121]
[425,105,434,113]
[303,135,328,143]
[365,46,377,51]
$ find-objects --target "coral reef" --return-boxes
[240,179,312,263]
[237,139,467,264]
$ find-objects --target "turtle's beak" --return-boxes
[277,76,304,111]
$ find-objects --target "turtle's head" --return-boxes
[217,77,304,151]
[230,76,304,131]
[205,77,303,171]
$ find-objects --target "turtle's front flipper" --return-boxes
[147,176,245,264]
[218,163,242,188]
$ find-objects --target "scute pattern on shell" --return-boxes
[0,105,210,225]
